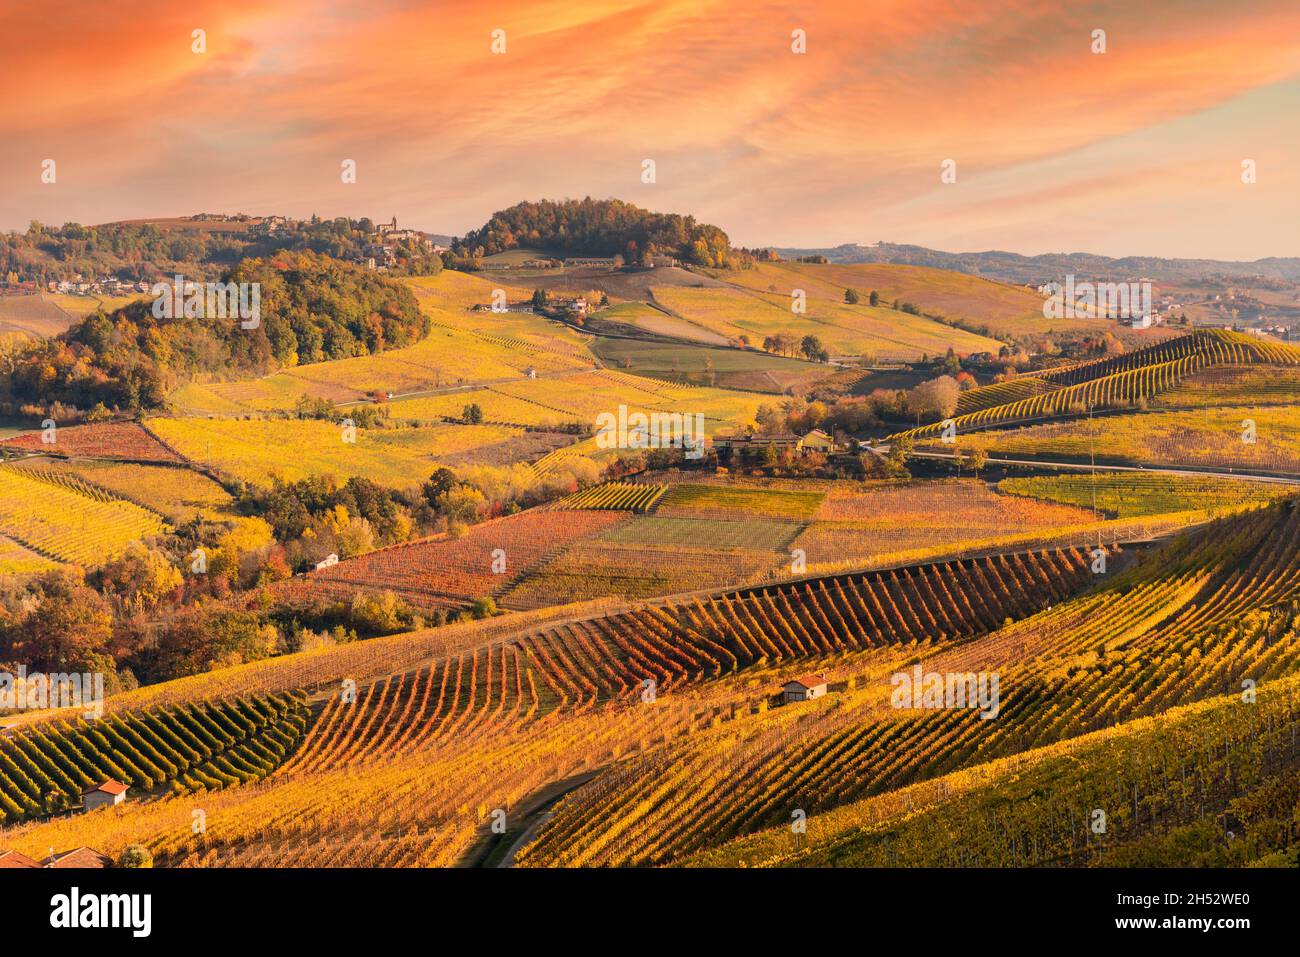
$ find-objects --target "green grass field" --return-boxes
[591,336,827,392]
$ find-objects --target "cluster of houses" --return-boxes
[473,295,591,318]
[250,214,292,236]
[45,275,152,296]
[556,296,590,316]
[712,428,840,457]
[359,217,447,271]
[0,778,126,868]
[0,847,113,869]
[1247,325,1293,340]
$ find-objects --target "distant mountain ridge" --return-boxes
[772,242,1300,285]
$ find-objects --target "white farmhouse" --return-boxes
[82,779,128,812]
[783,674,829,703]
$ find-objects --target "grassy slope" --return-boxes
[722,261,1109,337]
[652,283,1002,360]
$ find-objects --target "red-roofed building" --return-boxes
[42,847,112,869]
[0,849,41,868]
[783,674,829,703]
[82,779,128,812]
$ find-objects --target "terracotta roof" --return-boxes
[43,847,112,869]
[785,674,828,689]
[0,849,41,868]
[82,779,128,796]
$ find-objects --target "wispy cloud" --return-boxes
[2,0,1297,257]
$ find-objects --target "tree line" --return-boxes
[454,197,738,268]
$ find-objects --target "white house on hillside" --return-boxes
[82,779,128,812]
[783,674,829,703]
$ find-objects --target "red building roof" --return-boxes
[786,674,828,689]
[0,849,41,868]
[82,779,128,796]
[42,847,112,869]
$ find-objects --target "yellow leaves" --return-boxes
[0,466,166,566]
[219,516,275,554]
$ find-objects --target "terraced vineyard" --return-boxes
[688,670,1300,867]
[282,646,542,774]
[899,330,1300,441]
[1153,363,1300,409]
[273,508,631,611]
[0,534,57,575]
[956,376,1056,415]
[12,496,1298,870]
[513,544,1100,707]
[0,464,167,565]
[1038,330,1300,386]
[14,459,235,521]
[940,406,1300,474]
[0,694,308,823]
[0,421,180,461]
[555,481,667,512]
[790,479,1098,571]
[497,479,1182,608]
[515,501,1300,866]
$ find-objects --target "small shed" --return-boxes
[82,779,128,812]
[783,674,829,703]
[315,553,340,571]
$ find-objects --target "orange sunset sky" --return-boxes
[2,0,1298,259]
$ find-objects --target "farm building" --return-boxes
[42,847,113,868]
[799,429,836,453]
[556,297,590,315]
[0,846,112,868]
[713,431,802,453]
[563,257,616,268]
[315,553,340,570]
[714,430,837,457]
[0,849,41,868]
[783,674,829,703]
[82,779,128,812]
